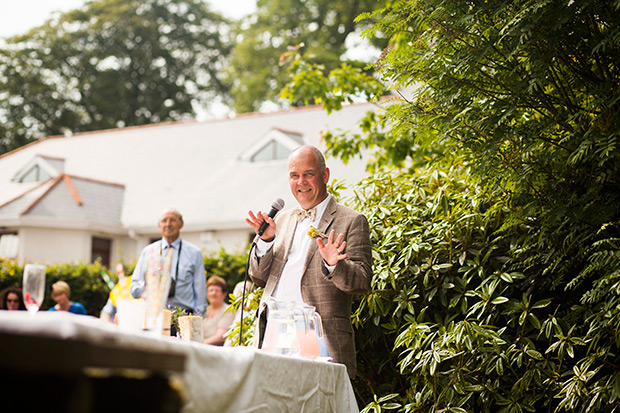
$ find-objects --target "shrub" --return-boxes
[0,248,250,316]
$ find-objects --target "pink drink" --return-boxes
[297,328,320,359]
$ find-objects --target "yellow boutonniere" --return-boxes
[307,226,328,239]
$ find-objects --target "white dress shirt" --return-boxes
[256,195,332,304]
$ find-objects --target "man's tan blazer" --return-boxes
[250,197,372,377]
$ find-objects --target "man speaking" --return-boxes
[246,145,372,378]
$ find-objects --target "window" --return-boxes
[19,165,52,183]
[0,232,19,259]
[250,140,291,162]
[91,237,112,267]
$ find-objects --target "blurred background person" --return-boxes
[100,263,133,323]
[203,276,234,345]
[0,286,26,310]
[48,281,87,315]
[130,208,207,316]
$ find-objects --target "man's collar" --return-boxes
[162,237,181,248]
[298,194,331,221]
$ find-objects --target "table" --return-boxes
[0,311,359,413]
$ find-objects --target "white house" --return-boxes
[0,103,373,266]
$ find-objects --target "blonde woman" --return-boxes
[48,281,87,315]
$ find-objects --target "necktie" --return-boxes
[296,208,316,222]
[165,244,176,298]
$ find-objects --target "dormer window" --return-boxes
[11,155,64,183]
[19,164,52,183]
[251,140,292,162]
[239,128,304,163]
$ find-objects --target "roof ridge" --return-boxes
[63,175,83,206]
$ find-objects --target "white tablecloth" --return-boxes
[0,311,358,413]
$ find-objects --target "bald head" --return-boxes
[288,145,326,171]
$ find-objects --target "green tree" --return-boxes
[281,0,620,411]
[0,0,231,154]
[227,0,387,113]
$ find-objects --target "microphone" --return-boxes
[257,198,285,237]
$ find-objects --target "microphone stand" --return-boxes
[239,240,257,346]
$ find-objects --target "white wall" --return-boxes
[17,228,140,267]
[19,227,91,264]
[185,228,253,255]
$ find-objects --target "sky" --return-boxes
[0,0,257,38]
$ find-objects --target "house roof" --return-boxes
[0,103,374,234]
[0,173,124,227]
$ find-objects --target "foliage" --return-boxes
[280,49,385,114]
[203,247,250,299]
[280,0,620,411]
[0,0,231,154]
[348,164,557,412]
[225,286,263,347]
[0,258,110,315]
[226,0,387,113]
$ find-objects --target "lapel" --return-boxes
[302,198,337,274]
[282,211,298,263]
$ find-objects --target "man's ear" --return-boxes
[323,167,330,184]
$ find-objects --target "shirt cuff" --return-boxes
[255,237,275,257]
[322,259,336,279]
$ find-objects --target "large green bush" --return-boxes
[347,163,557,411]
[345,162,620,412]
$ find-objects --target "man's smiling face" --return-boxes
[288,147,329,210]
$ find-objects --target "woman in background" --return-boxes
[48,281,87,315]
[203,276,234,345]
[0,286,26,310]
